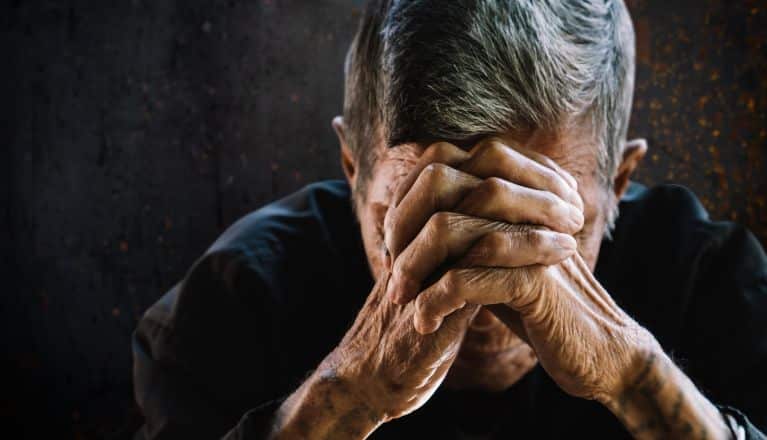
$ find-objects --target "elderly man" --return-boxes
[133,0,766,438]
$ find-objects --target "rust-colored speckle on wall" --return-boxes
[627,0,766,243]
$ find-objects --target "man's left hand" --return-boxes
[407,248,657,404]
[385,137,731,439]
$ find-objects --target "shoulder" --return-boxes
[139,179,370,335]
[613,182,710,242]
[135,180,366,402]
[598,182,767,345]
[208,179,353,259]
[612,186,767,425]
[196,180,361,296]
[600,183,717,292]
[611,182,765,274]
[150,180,362,315]
[605,182,747,272]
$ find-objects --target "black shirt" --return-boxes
[133,180,767,439]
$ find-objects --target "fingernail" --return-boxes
[554,233,577,252]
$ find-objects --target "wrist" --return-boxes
[601,346,729,439]
[601,332,664,407]
[600,343,667,409]
[269,364,383,439]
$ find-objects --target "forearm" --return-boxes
[603,349,730,439]
[268,367,382,440]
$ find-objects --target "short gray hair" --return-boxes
[344,0,635,194]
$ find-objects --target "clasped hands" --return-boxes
[325,138,659,422]
[273,138,732,440]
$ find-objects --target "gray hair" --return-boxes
[344,0,635,209]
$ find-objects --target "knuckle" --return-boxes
[475,137,505,158]
[425,141,454,162]
[541,192,566,220]
[480,177,506,197]
[428,211,452,235]
[422,162,450,186]
[512,161,534,178]
[525,230,545,249]
[485,231,507,249]
[421,163,438,182]
[469,241,490,260]
[551,179,573,201]
[484,139,507,158]
[441,269,462,294]
[541,157,566,178]
[538,237,559,262]
[471,233,500,262]
[538,166,560,186]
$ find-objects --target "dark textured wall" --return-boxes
[2,0,765,438]
[629,0,767,242]
[4,1,358,437]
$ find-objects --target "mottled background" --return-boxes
[2,0,765,438]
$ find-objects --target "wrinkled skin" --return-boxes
[351,127,611,394]
[268,120,729,439]
[378,138,654,402]
[336,131,595,412]
[324,274,478,421]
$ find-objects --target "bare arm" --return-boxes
[604,350,730,439]
[265,273,480,439]
[267,368,382,440]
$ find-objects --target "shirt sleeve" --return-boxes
[220,399,284,439]
[133,248,284,439]
[719,406,766,440]
[681,223,767,435]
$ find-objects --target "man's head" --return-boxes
[334,0,646,278]
[332,0,647,392]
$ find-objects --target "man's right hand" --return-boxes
[268,274,478,439]
[269,244,572,439]
[327,273,479,421]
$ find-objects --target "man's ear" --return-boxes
[613,138,647,200]
[333,116,357,190]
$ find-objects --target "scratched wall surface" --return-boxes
[2,0,765,438]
